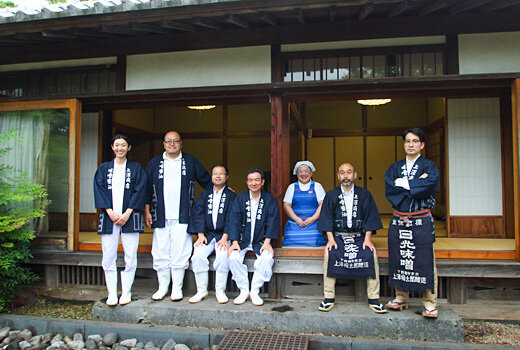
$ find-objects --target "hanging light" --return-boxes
[187,105,216,110]
[357,99,392,106]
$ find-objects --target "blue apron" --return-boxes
[283,182,326,247]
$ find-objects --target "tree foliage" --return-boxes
[0,130,49,311]
[0,1,16,8]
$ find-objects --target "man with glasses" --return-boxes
[227,168,279,306]
[187,165,236,304]
[145,131,211,301]
[384,128,440,318]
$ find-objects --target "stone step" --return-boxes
[92,297,464,343]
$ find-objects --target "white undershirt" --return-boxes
[283,180,326,203]
[111,160,126,216]
[406,154,421,176]
[163,151,182,220]
[341,184,355,228]
[248,191,260,248]
[212,186,225,229]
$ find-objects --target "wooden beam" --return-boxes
[160,20,197,32]
[512,79,520,262]
[271,95,290,249]
[69,99,82,252]
[271,44,282,83]
[388,0,410,18]
[193,17,223,30]
[329,6,338,22]
[259,11,278,26]
[115,56,126,92]
[130,22,173,35]
[225,13,250,28]
[100,25,140,36]
[418,0,452,16]
[295,8,305,24]
[480,0,520,11]
[289,102,306,133]
[450,0,493,14]
[42,30,85,40]
[358,4,374,20]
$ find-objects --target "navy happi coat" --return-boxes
[145,152,211,228]
[187,185,237,242]
[94,160,147,234]
[227,191,279,255]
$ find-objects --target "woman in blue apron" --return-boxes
[282,161,327,247]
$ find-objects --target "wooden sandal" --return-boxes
[422,308,439,318]
[386,299,409,311]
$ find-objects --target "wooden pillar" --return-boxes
[270,94,290,248]
[512,79,520,262]
[68,99,82,253]
[448,277,466,304]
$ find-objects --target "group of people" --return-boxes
[94,127,439,318]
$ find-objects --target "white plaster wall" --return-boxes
[281,36,446,52]
[80,113,98,213]
[448,98,502,215]
[126,46,271,90]
[459,32,520,74]
[0,57,117,72]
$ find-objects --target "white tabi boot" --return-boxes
[104,270,118,306]
[152,269,171,301]
[171,269,185,301]
[189,272,209,303]
[250,272,264,306]
[119,270,135,305]
[215,272,229,304]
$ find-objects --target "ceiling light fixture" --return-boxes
[357,99,392,106]
[187,105,216,110]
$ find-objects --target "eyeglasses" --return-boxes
[164,139,181,145]
[404,139,421,144]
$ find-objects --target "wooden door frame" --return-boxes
[0,99,82,252]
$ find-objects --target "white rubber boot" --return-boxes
[170,269,185,301]
[104,270,118,306]
[119,270,135,305]
[250,272,264,306]
[152,269,171,301]
[215,272,229,304]
[189,272,209,303]
[233,290,249,305]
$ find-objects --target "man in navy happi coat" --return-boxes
[227,168,279,306]
[317,162,386,314]
[187,164,237,304]
[385,127,440,318]
[144,131,211,301]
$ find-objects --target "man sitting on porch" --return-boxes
[227,168,279,306]
[318,162,387,314]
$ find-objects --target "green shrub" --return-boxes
[0,130,49,311]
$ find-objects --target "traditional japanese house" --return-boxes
[1,0,520,303]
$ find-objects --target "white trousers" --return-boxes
[101,224,139,275]
[228,247,274,292]
[152,219,192,271]
[191,238,229,274]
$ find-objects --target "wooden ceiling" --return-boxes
[1,0,520,64]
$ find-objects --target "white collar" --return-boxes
[163,151,182,161]
[249,190,261,203]
[341,184,355,196]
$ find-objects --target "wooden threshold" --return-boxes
[77,243,515,260]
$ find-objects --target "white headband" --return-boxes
[293,161,316,175]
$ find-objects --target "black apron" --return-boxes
[327,232,376,280]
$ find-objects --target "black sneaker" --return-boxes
[368,299,388,314]
[318,298,335,312]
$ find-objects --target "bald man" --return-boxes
[317,162,386,314]
[145,131,211,301]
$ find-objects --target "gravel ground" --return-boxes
[464,321,520,346]
[6,297,520,345]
